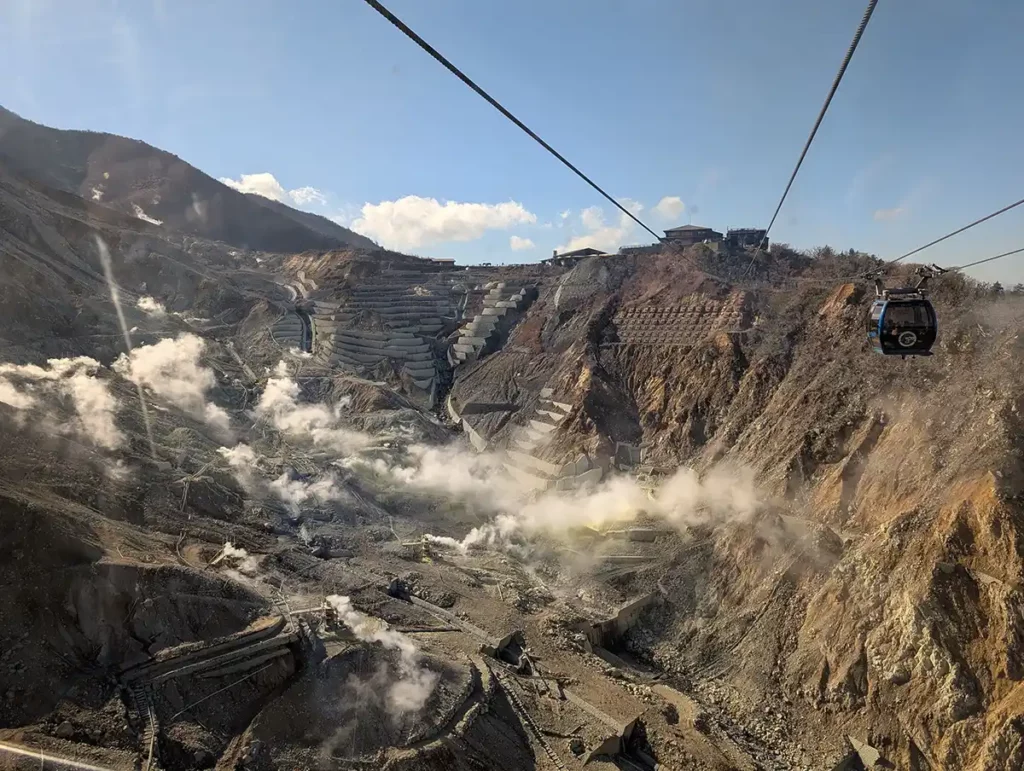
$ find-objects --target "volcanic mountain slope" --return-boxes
[4,133,1024,771]
[449,247,1024,769]
[0,105,376,253]
[0,160,291,365]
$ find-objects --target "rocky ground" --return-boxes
[1,141,1023,771]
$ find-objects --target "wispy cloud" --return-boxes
[873,207,906,222]
[846,152,894,207]
[110,16,144,98]
[509,236,535,251]
[871,177,939,224]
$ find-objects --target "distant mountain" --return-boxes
[0,105,376,253]
[244,193,373,248]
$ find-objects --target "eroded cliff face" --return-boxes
[451,249,1024,768]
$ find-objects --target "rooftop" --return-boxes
[664,224,718,233]
[546,247,607,260]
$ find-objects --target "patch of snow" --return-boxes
[132,204,163,226]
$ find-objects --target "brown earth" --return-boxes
[2,110,1024,770]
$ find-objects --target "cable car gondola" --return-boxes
[866,266,945,357]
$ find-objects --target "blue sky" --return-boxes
[3,0,1024,281]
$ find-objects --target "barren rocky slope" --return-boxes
[448,248,1024,769]
[0,106,376,253]
[2,137,1023,770]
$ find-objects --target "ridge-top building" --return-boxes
[659,224,724,247]
[725,228,768,251]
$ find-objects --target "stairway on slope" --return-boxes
[499,387,607,492]
[450,281,538,366]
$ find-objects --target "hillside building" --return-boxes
[725,228,768,251]
[543,247,607,268]
[660,225,723,247]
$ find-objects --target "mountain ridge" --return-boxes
[0,105,376,254]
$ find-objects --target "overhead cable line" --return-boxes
[886,196,1024,266]
[952,245,1024,272]
[361,0,660,242]
[797,243,1024,287]
[742,0,879,279]
[806,197,1024,284]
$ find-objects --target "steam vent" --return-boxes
[4,98,1024,771]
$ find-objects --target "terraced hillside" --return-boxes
[3,126,1024,770]
[447,247,1024,770]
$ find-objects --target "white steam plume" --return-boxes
[326,595,438,714]
[351,442,522,504]
[219,443,350,514]
[114,334,231,434]
[0,357,124,449]
[255,363,370,454]
[220,542,259,575]
[0,377,37,411]
[419,462,759,555]
[136,296,167,317]
[268,472,349,514]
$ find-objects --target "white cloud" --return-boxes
[351,195,537,249]
[509,236,535,251]
[580,206,604,231]
[219,172,288,202]
[289,186,328,207]
[559,210,571,220]
[873,207,907,222]
[558,199,642,253]
[218,173,329,210]
[654,195,686,220]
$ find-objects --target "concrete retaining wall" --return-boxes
[504,463,550,491]
[576,592,662,651]
[464,421,488,452]
[507,450,560,477]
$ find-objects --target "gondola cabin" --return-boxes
[866,289,937,357]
